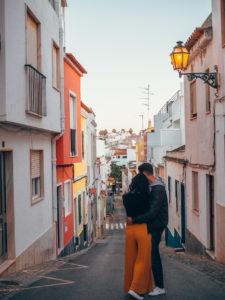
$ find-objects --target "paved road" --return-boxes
[7,197,225,300]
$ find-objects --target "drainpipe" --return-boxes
[52,0,65,225]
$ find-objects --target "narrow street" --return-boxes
[0,197,224,300]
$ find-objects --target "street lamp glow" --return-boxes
[170,41,189,72]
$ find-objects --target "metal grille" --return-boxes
[25,65,46,117]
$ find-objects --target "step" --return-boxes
[0,259,15,276]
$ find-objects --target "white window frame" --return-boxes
[30,149,44,205]
[52,40,60,90]
[64,180,72,216]
[69,91,78,156]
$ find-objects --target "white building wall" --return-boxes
[1,0,61,133]
[0,128,54,257]
[148,90,184,169]
[160,129,181,146]
[0,0,6,116]
[183,18,215,254]
[166,161,184,239]
[185,168,210,249]
[127,148,136,162]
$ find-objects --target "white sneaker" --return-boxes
[128,290,144,300]
[148,287,166,296]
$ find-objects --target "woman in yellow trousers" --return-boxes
[123,173,153,300]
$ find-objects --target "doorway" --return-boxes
[0,152,7,262]
[207,175,215,251]
[56,185,63,251]
[180,183,186,245]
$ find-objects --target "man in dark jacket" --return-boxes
[127,163,168,297]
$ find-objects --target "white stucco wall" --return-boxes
[1,0,61,133]
[185,167,211,249]
[148,90,184,168]
[0,0,6,117]
[166,160,184,238]
[127,148,136,162]
[0,128,54,257]
[184,39,214,166]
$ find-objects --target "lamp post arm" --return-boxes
[179,71,218,89]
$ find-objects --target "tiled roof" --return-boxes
[185,13,212,51]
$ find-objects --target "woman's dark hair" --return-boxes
[129,173,149,195]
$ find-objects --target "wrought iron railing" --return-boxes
[25,64,46,117]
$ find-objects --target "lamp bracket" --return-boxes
[179,71,218,89]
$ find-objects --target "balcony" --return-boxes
[25,65,46,117]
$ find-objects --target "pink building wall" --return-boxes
[184,15,215,254]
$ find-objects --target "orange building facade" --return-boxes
[56,53,87,256]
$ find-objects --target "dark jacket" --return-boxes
[133,178,168,233]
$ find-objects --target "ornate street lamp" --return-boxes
[170,41,218,89]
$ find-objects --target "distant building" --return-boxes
[148,89,185,179]
[86,106,97,244]
[122,147,137,193]
[111,149,128,167]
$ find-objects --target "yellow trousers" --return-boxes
[124,224,153,295]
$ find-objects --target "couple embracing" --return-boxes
[123,163,168,300]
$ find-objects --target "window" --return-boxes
[206,175,215,250]
[221,0,225,46]
[123,156,127,159]
[30,150,44,204]
[26,10,40,69]
[175,180,179,212]
[192,171,199,213]
[70,94,77,156]
[78,194,82,225]
[64,181,71,216]
[26,10,46,116]
[82,130,85,160]
[52,43,60,89]
[190,81,197,118]
[168,176,171,203]
[205,68,211,113]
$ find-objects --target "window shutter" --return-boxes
[31,151,41,179]
[26,14,38,68]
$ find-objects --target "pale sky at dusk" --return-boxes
[65,0,211,132]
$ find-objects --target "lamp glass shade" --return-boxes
[170,41,189,71]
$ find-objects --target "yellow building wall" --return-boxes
[73,178,86,237]
[136,136,145,168]
[74,115,87,177]
[73,114,88,238]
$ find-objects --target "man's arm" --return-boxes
[132,187,163,224]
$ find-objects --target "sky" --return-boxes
[65,0,211,132]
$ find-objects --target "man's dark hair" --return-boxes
[138,163,154,175]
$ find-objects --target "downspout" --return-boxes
[52,0,65,228]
